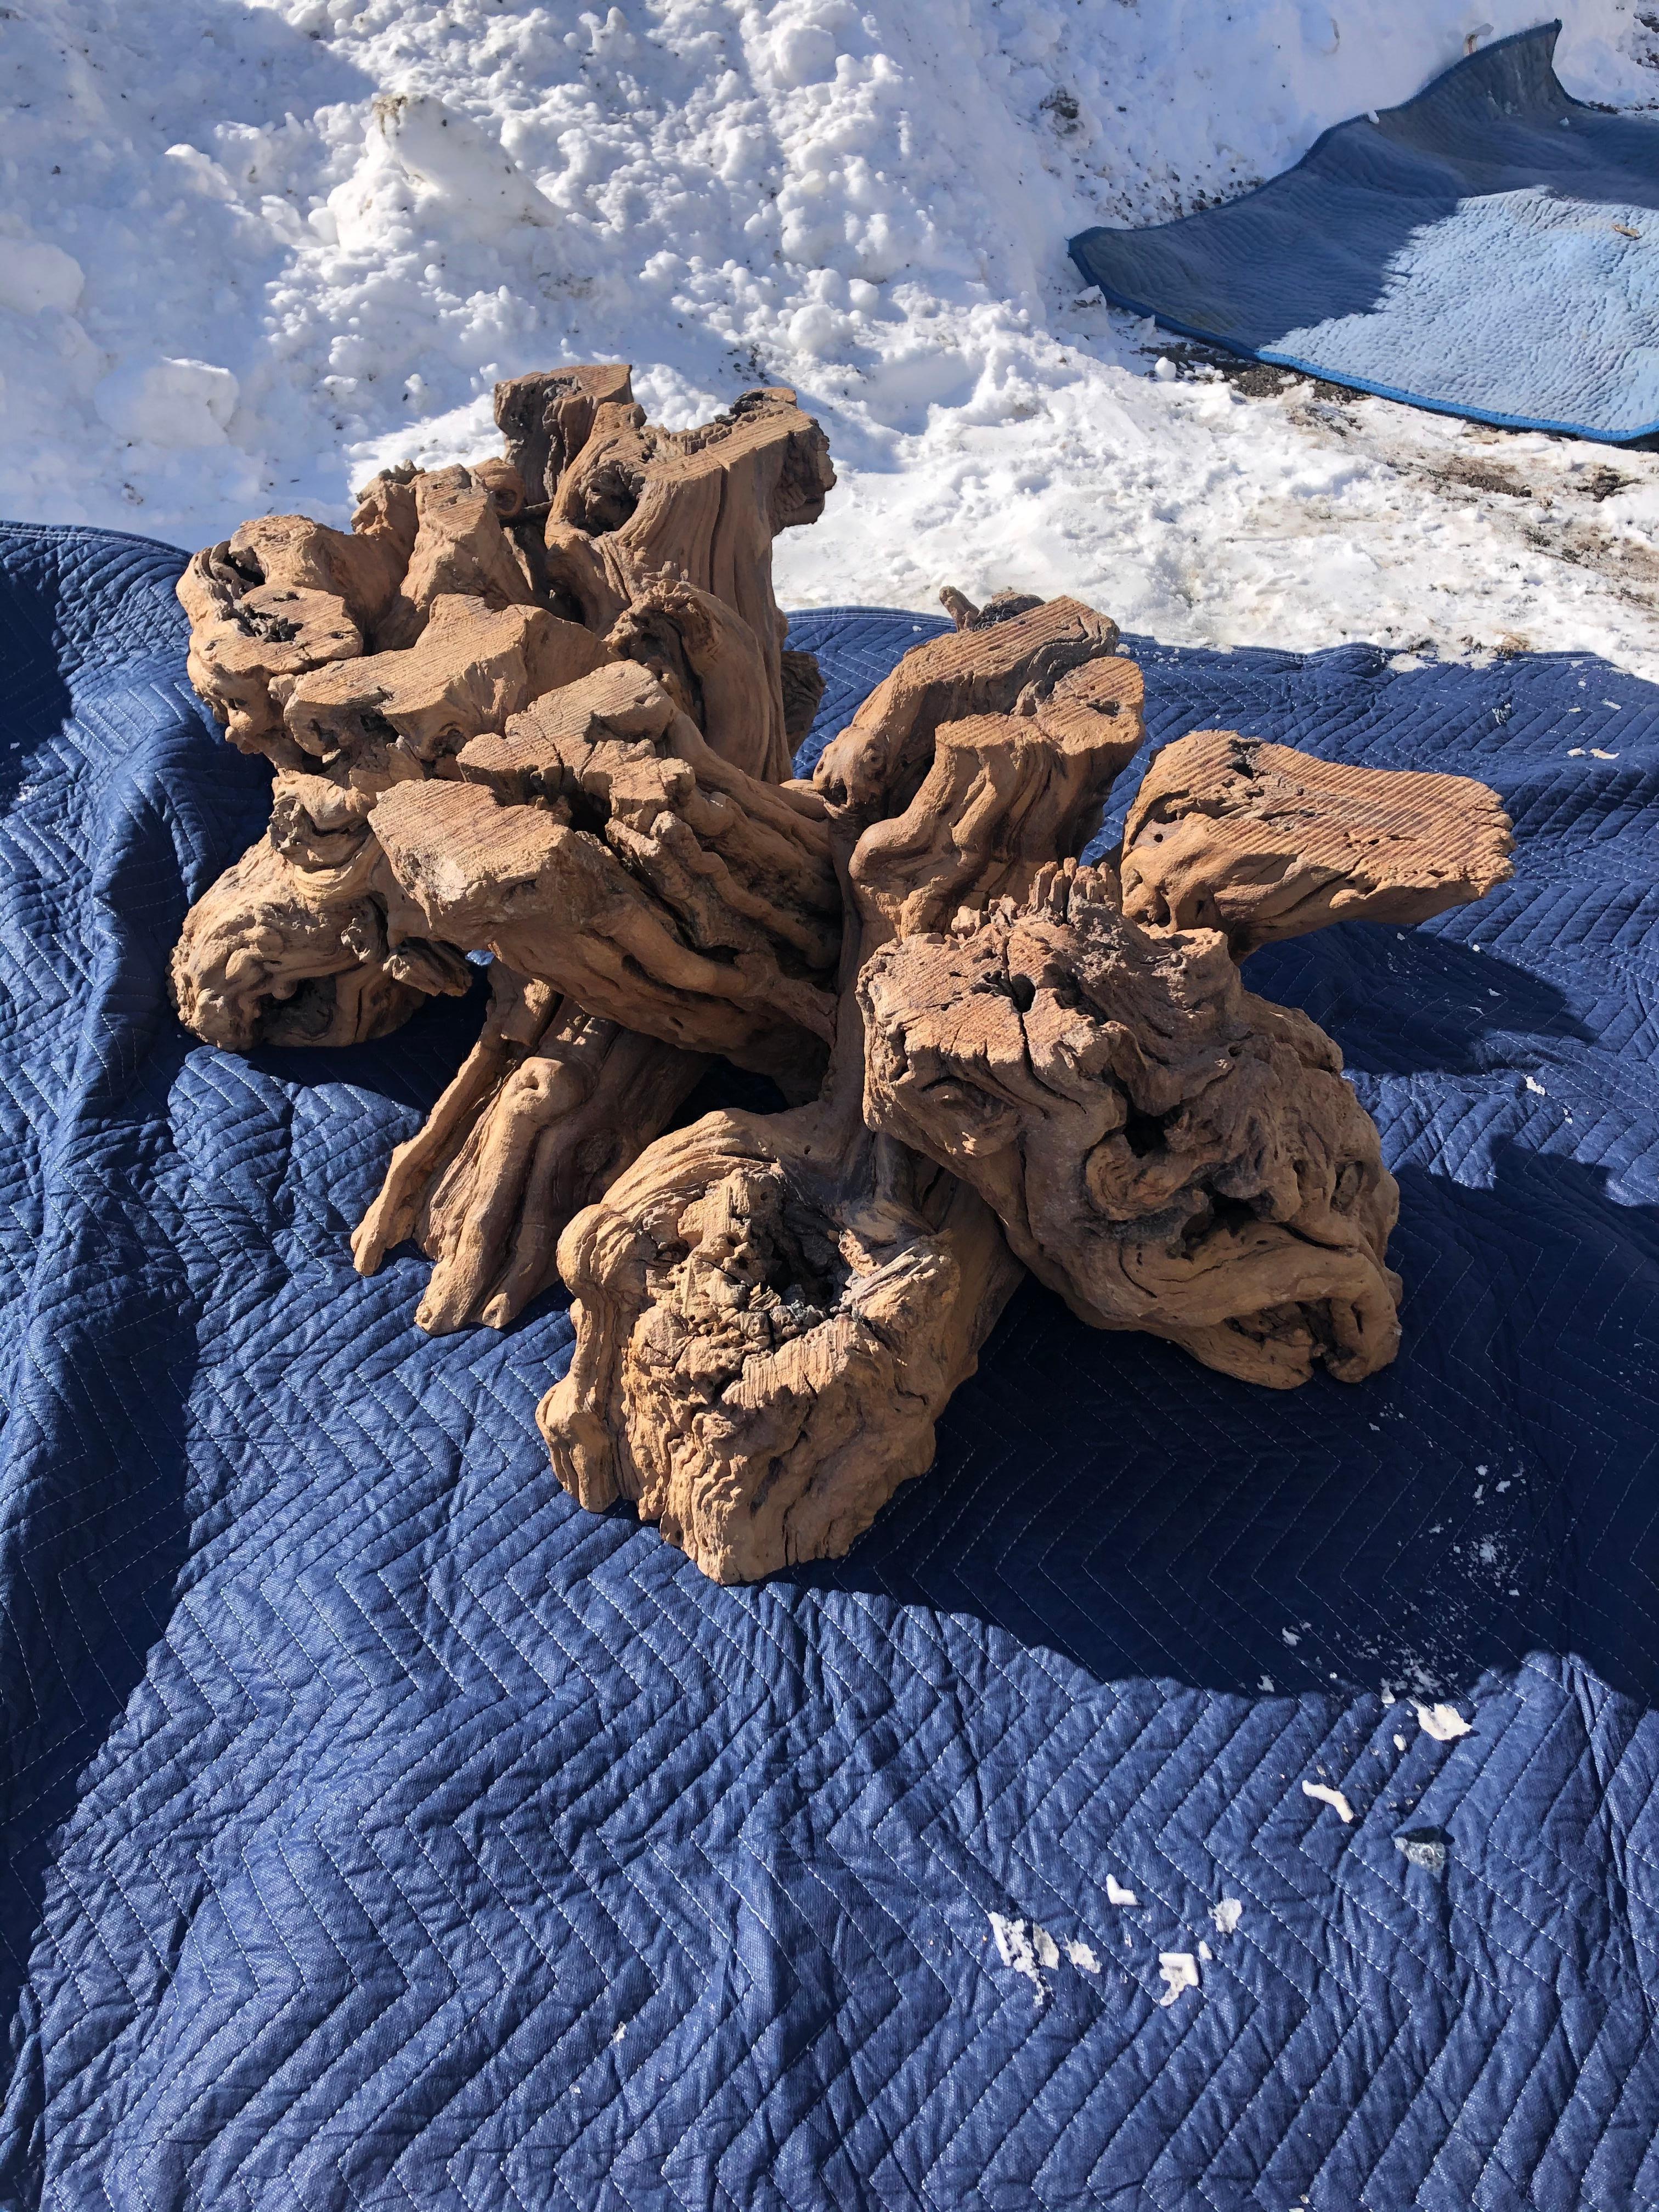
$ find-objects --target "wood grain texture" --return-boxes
[369,662,840,1088]
[279,594,611,770]
[351,962,707,1333]
[539,1104,1019,1582]
[493,362,636,507]
[1121,729,1515,954]
[861,861,1402,1389]
[813,594,1120,819]
[167,828,471,1051]
[345,378,830,1323]
[172,371,828,1059]
[541,385,833,777]
[371,464,540,652]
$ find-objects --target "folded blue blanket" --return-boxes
[1071,22,1659,442]
[4,522,1659,2209]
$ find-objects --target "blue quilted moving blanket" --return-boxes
[1070,22,1659,443]
[3,521,1659,2210]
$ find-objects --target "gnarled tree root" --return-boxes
[541,385,834,780]
[814,593,1124,819]
[352,963,707,1333]
[172,367,831,1064]
[861,862,1402,1389]
[168,831,471,1051]
[539,1108,1020,1582]
[370,662,842,1088]
[167,374,1520,1584]
[537,595,1143,1578]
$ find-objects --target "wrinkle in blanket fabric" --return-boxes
[2,523,1659,2209]
[1070,22,1659,443]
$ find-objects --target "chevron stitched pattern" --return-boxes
[0,532,1656,2209]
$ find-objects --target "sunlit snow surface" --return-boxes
[8,0,1659,669]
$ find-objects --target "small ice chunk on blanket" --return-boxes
[1414,1702,1473,1741]
[1157,1953,1199,2005]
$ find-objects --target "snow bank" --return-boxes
[6,0,1659,668]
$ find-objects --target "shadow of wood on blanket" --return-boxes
[1246,925,1595,1079]
[778,1148,1659,1708]
[0,543,79,815]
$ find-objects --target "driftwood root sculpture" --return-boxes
[170,366,1514,1581]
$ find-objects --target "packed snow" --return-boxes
[8,0,1659,670]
